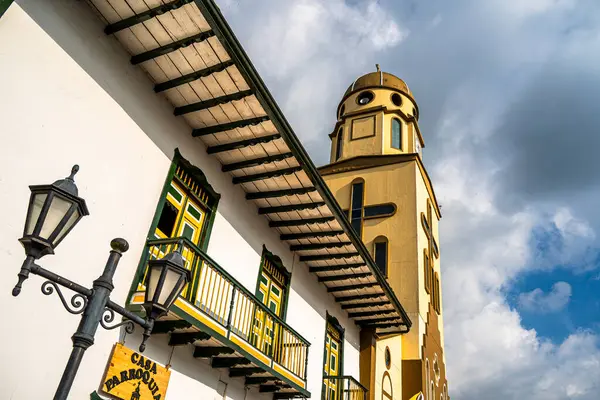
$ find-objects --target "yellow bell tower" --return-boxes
[319,66,448,400]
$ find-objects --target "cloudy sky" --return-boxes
[217,0,600,399]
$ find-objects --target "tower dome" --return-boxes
[330,65,424,164]
[341,65,414,105]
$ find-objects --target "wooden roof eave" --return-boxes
[192,0,412,333]
[91,0,410,333]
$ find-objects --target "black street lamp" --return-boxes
[11,166,190,400]
[144,251,191,321]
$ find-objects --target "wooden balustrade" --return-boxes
[140,237,310,381]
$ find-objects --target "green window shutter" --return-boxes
[167,183,183,203]
[187,203,202,220]
[181,224,195,240]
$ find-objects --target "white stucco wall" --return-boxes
[0,1,361,399]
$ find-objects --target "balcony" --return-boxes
[128,237,310,398]
[323,376,367,400]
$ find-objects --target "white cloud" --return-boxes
[220,0,407,146]
[519,282,573,313]
[554,208,596,241]
[249,0,406,76]
[487,0,576,22]
[529,209,598,273]
[435,95,600,399]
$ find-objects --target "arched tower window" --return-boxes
[350,179,364,237]
[373,236,388,276]
[335,128,343,161]
[392,118,402,150]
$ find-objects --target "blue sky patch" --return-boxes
[507,268,600,343]
[505,225,600,342]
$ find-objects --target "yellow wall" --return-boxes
[415,165,445,363]
[330,111,384,161]
[322,162,419,312]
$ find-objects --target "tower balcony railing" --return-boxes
[128,237,310,394]
[323,375,368,400]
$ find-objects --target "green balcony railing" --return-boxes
[135,237,310,385]
[323,376,367,400]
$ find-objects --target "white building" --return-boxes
[0,1,412,399]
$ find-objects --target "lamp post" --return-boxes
[11,166,191,400]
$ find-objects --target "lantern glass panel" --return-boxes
[26,193,47,235]
[146,265,162,303]
[53,208,80,246]
[39,196,73,240]
[159,268,183,306]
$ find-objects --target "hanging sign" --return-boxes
[100,343,171,400]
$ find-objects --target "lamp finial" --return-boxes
[68,165,79,181]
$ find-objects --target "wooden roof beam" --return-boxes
[327,282,379,293]
[194,346,235,358]
[341,301,390,310]
[105,0,193,34]
[347,309,396,318]
[366,322,407,330]
[308,263,365,273]
[318,272,372,283]
[175,90,253,115]
[269,216,335,228]
[245,376,275,385]
[168,331,211,346]
[206,133,280,154]
[357,317,402,326]
[280,230,344,240]
[233,166,302,184]
[368,322,409,333]
[335,293,385,303]
[193,116,269,137]
[212,357,251,368]
[274,393,300,400]
[155,60,235,92]
[246,187,316,200]
[150,319,191,334]
[260,384,283,393]
[291,241,352,251]
[131,30,215,65]
[222,152,293,173]
[229,367,264,378]
[299,252,359,262]
[258,201,325,215]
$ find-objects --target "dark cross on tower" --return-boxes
[346,180,396,238]
[421,200,438,293]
